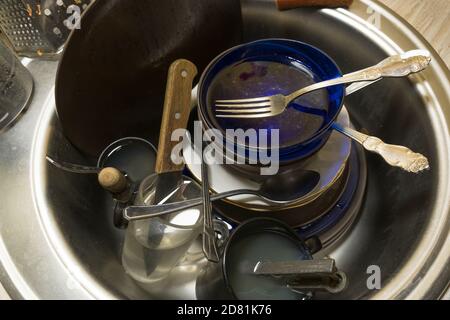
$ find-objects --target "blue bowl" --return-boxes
[198,39,345,163]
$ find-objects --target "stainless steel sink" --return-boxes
[0,0,449,299]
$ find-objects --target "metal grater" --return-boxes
[0,0,92,57]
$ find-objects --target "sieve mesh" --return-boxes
[0,0,91,57]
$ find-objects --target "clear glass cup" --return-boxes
[122,174,203,284]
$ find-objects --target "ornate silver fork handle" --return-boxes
[285,50,431,103]
[332,124,429,173]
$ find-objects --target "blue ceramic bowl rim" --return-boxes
[197,38,345,154]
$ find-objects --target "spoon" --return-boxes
[332,124,429,173]
[46,156,101,174]
[46,156,130,195]
[124,168,320,221]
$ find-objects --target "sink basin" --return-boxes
[0,0,448,299]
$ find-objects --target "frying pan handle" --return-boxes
[155,59,198,174]
[276,0,353,10]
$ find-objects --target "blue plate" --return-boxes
[198,38,345,162]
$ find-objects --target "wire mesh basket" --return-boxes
[0,0,91,57]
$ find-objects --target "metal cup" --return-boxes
[195,218,321,300]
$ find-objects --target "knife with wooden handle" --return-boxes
[156,59,198,174]
[154,59,198,203]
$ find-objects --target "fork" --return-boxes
[215,50,431,119]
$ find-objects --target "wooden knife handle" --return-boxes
[276,0,353,10]
[155,59,198,174]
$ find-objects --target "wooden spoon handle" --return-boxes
[276,0,353,10]
[155,59,198,174]
[98,167,128,194]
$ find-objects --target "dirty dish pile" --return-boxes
[49,1,434,301]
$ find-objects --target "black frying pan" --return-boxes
[56,0,242,157]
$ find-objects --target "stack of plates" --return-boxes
[184,107,352,214]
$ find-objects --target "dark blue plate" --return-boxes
[198,38,345,162]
